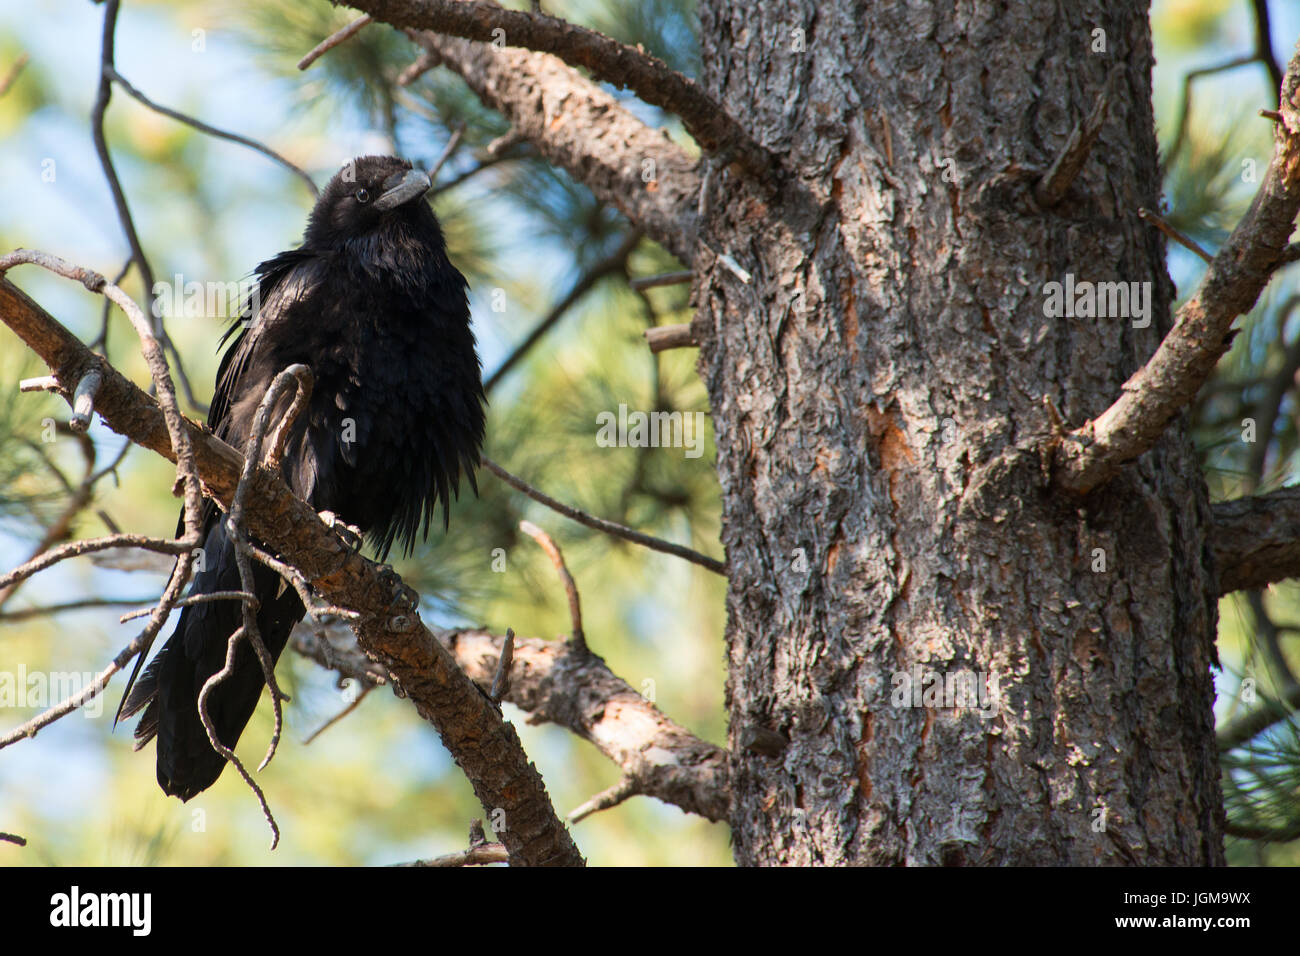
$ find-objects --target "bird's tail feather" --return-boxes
[122,521,305,801]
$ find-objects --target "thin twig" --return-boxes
[396,49,441,87]
[0,596,155,622]
[90,260,130,352]
[223,365,315,773]
[105,66,318,198]
[644,324,698,353]
[1165,55,1258,169]
[118,590,257,623]
[519,522,585,651]
[0,832,27,847]
[247,542,359,622]
[302,685,372,745]
[0,52,29,99]
[1250,0,1283,94]
[428,146,524,197]
[427,123,465,182]
[1217,680,1300,751]
[196,628,281,849]
[264,365,314,470]
[1,549,195,750]
[630,270,693,292]
[0,250,203,735]
[568,775,639,824]
[1225,820,1300,842]
[484,229,642,392]
[297,14,373,71]
[482,457,725,575]
[89,3,205,413]
[0,249,204,541]
[0,534,188,593]
[1138,207,1213,263]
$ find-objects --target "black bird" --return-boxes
[119,155,486,800]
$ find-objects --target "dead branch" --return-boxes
[1138,206,1213,263]
[1035,66,1119,207]
[395,821,508,866]
[302,686,372,745]
[195,627,281,848]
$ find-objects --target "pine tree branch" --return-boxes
[1211,486,1300,594]
[291,619,730,822]
[403,30,702,263]
[346,0,777,184]
[1054,41,1300,494]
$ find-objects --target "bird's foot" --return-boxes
[375,564,420,632]
[375,564,419,611]
[319,510,365,552]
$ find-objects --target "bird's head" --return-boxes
[304,155,439,249]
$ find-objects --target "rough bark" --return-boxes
[694,0,1224,864]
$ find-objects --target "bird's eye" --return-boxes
[355,188,370,204]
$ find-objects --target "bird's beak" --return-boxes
[374,169,432,210]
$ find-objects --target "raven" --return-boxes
[120,155,486,800]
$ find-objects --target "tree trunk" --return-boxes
[695,0,1224,864]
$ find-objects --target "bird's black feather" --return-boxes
[119,156,486,800]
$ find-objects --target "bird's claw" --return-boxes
[375,563,419,614]
[319,510,364,552]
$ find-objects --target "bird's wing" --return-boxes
[118,249,320,727]
[208,249,318,433]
